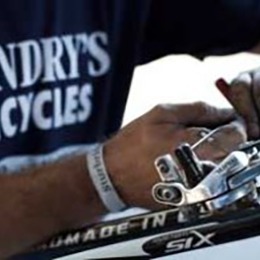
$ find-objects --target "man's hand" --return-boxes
[0,102,246,258]
[216,69,260,139]
[104,102,246,209]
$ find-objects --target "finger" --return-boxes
[148,102,235,127]
[194,121,247,162]
[184,127,212,146]
[231,73,259,138]
[217,75,260,138]
[170,127,211,149]
[166,127,212,171]
[216,78,230,98]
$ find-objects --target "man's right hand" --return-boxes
[104,102,246,210]
[216,69,260,139]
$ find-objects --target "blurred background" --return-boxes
[123,53,260,260]
[124,53,260,124]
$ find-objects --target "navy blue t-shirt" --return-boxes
[0,0,259,172]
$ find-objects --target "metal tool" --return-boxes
[152,139,260,216]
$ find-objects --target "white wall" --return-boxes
[124,53,260,124]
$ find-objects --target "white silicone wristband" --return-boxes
[87,144,127,212]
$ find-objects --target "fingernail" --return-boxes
[215,78,230,98]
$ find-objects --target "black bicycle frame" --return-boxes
[14,205,260,259]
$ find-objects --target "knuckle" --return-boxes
[150,104,169,115]
[185,127,210,145]
[221,124,238,134]
[148,103,176,122]
[199,127,211,133]
[220,123,247,142]
[152,104,163,112]
[146,105,164,121]
[194,101,213,116]
[193,101,209,114]
[187,127,209,136]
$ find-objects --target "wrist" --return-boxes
[87,143,127,212]
[103,141,134,207]
[103,136,164,210]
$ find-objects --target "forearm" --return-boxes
[0,102,240,258]
[0,154,107,258]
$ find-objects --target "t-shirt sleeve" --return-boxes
[138,0,260,64]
